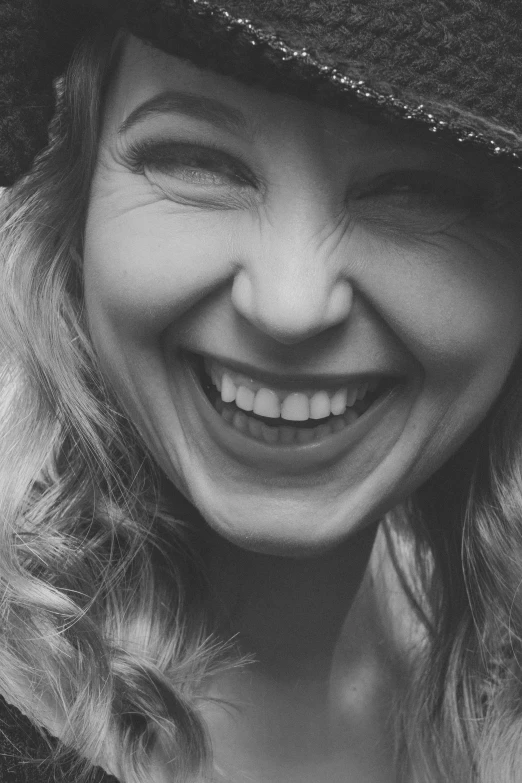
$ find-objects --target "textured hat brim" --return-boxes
[93,0,522,167]
[2,0,522,186]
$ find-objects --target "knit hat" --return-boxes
[2,0,522,187]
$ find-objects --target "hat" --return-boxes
[2,0,522,187]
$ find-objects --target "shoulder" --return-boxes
[0,695,118,782]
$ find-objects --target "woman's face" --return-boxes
[84,36,522,555]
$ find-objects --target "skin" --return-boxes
[82,35,522,781]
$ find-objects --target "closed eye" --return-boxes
[354,170,485,212]
[346,169,490,235]
[123,139,257,189]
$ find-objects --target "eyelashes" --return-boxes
[120,137,517,227]
[123,138,258,190]
[347,170,488,234]
[358,170,484,211]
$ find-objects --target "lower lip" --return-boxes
[180,352,409,474]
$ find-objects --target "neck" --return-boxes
[203,522,379,681]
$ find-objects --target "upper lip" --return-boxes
[184,349,403,392]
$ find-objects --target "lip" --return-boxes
[193,350,402,392]
[180,350,412,474]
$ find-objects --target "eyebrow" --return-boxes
[118,90,248,135]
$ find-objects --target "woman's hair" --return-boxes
[1,22,522,783]
[0,26,234,783]
[391,362,522,783]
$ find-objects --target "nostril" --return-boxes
[230,269,253,319]
[325,279,353,328]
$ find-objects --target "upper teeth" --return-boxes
[204,358,377,421]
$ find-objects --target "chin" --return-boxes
[179,475,379,557]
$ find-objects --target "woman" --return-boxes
[1,1,522,781]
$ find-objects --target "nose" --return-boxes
[231,215,354,345]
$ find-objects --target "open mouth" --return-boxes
[185,351,400,447]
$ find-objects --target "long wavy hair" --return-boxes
[0,25,234,783]
[1,22,522,783]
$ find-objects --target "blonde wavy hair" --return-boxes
[1,22,522,783]
[0,25,233,783]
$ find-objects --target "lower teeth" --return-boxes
[214,396,358,445]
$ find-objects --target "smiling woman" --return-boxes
[1,2,522,783]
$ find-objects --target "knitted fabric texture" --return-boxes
[201,0,522,129]
[0,0,96,185]
[1,0,522,180]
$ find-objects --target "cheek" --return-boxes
[82,194,239,343]
[361,234,522,387]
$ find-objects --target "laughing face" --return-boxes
[83,36,522,555]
